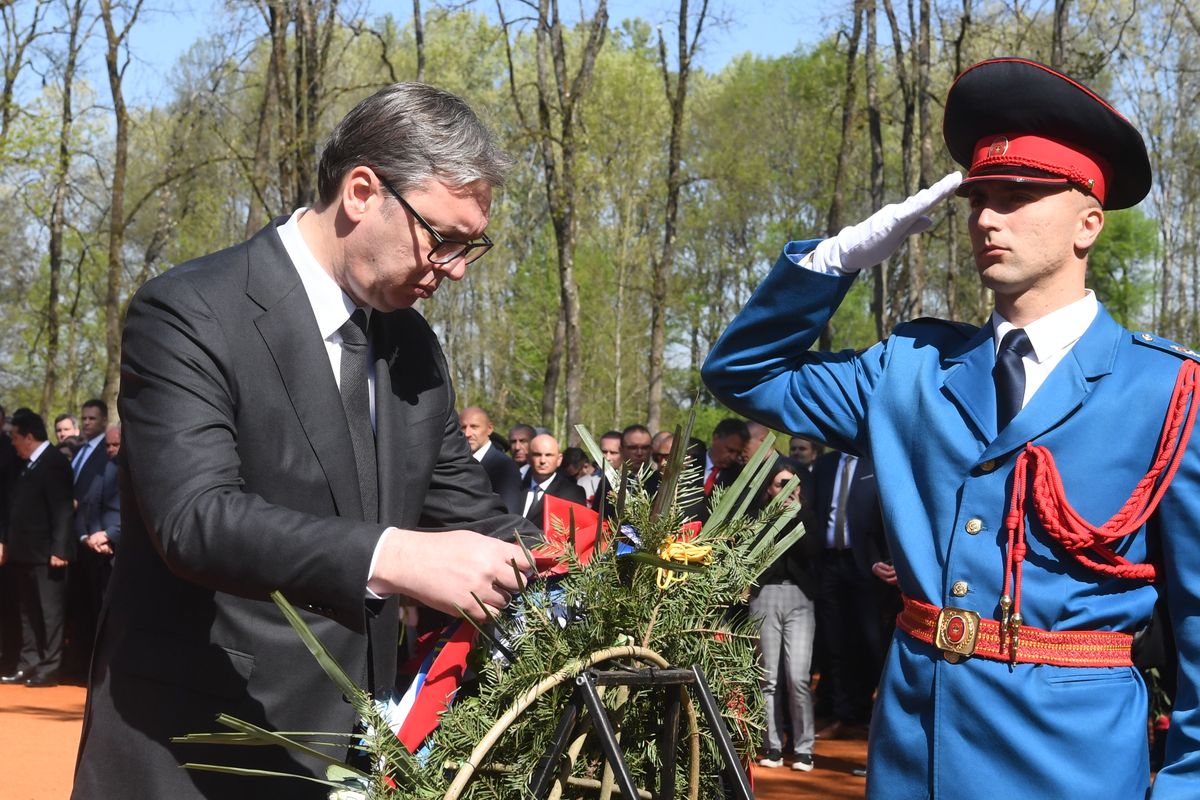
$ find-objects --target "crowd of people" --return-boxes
[456,405,900,775]
[0,401,122,688]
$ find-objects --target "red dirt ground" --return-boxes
[1,682,867,799]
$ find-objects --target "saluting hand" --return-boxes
[812,171,962,273]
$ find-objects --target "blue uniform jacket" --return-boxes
[701,240,1200,799]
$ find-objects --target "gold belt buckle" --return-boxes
[934,606,981,663]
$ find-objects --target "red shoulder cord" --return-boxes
[999,360,1200,661]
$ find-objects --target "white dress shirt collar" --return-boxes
[473,439,492,463]
[991,290,1098,364]
[28,440,50,465]
[277,209,368,338]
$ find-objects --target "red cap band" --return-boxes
[968,132,1111,204]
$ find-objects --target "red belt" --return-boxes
[897,595,1133,667]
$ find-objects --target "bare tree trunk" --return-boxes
[826,0,865,350]
[504,0,607,442]
[866,0,887,340]
[907,0,933,318]
[413,0,425,82]
[245,1,284,238]
[881,0,915,324]
[828,1,864,236]
[1051,0,1069,70]
[41,0,83,417]
[1,1,49,150]
[648,0,707,432]
[100,0,145,412]
[542,308,565,425]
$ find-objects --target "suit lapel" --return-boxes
[246,220,364,522]
[373,313,406,524]
[941,323,1000,442]
[979,307,1122,462]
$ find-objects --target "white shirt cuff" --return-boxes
[366,526,397,599]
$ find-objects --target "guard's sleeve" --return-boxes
[701,240,887,455]
[1149,428,1200,796]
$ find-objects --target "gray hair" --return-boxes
[316,83,512,205]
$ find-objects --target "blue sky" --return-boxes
[113,0,831,106]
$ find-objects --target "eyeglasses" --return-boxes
[377,174,494,265]
[652,451,671,463]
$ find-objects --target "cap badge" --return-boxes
[988,136,1010,157]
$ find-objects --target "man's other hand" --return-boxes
[812,171,962,273]
[369,528,532,622]
[871,561,898,586]
[86,531,113,556]
[49,555,68,568]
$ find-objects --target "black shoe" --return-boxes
[0,669,29,684]
[24,673,58,688]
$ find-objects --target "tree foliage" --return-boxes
[0,0,1191,430]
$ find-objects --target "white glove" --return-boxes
[812,171,962,273]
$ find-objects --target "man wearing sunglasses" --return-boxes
[74,84,538,800]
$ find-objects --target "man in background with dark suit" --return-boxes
[520,433,586,530]
[66,398,112,680]
[0,408,74,687]
[0,403,21,674]
[810,450,892,738]
[460,406,523,514]
[73,83,536,799]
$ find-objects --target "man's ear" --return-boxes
[1076,203,1104,252]
[340,165,379,224]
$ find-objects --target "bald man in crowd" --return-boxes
[460,407,523,514]
[520,434,586,530]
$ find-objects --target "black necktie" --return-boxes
[994,328,1034,432]
[339,309,377,523]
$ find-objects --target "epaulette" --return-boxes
[909,317,979,339]
[1132,331,1200,362]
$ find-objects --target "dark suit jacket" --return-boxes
[72,438,111,540]
[521,471,587,529]
[2,445,74,564]
[73,218,536,799]
[479,443,523,515]
[810,451,888,578]
[0,435,20,538]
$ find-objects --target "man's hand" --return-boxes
[0,543,5,566]
[86,531,113,556]
[812,171,962,273]
[49,555,68,568]
[369,528,532,623]
[871,561,898,586]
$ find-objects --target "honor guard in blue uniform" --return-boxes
[702,58,1200,798]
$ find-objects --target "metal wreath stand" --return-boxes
[440,645,756,800]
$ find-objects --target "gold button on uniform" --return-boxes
[965,518,983,534]
[951,581,969,597]
[979,460,996,473]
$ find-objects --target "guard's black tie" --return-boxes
[995,328,1034,432]
[339,309,378,523]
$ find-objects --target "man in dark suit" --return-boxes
[520,434,586,529]
[460,406,523,514]
[0,408,74,687]
[73,83,537,799]
[677,418,749,522]
[66,398,112,679]
[0,403,22,674]
[809,450,892,738]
